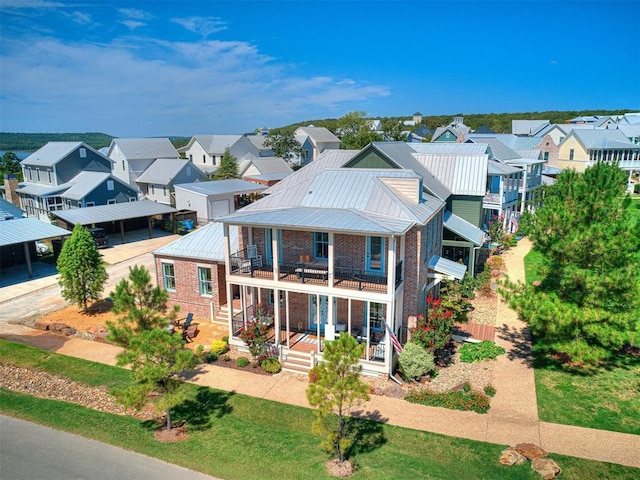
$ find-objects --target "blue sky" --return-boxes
[1,0,639,137]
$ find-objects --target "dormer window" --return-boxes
[79,148,86,158]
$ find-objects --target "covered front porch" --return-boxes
[226,285,399,376]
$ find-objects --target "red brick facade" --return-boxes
[154,255,227,321]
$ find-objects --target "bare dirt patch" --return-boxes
[154,425,189,443]
[326,459,355,478]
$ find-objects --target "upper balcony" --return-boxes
[230,246,403,294]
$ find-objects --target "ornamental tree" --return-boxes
[57,223,108,312]
[264,127,303,162]
[212,147,239,180]
[306,332,370,464]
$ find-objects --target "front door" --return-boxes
[366,236,385,273]
[310,295,328,333]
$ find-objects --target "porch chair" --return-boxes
[372,335,386,360]
[177,312,194,329]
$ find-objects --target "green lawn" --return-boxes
[523,247,640,435]
[1,340,637,480]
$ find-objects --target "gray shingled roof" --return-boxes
[110,138,178,160]
[175,179,266,196]
[52,199,176,225]
[153,222,238,261]
[0,217,71,247]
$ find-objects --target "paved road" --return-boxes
[0,415,220,480]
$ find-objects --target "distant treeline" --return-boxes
[0,132,190,152]
[285,109,634,135]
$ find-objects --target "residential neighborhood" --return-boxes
[1,110,639,479]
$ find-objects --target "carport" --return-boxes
[51,200,177,245]
[0,217,71,278]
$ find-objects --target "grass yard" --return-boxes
[1,340,638,480]
[523,248,640,435]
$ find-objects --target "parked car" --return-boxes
[87,227,108,248]
[35,240,50,255]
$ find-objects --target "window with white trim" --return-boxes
[368,302,384,332]
[107,180,114,191]
[162,262,176,291]
[79,148,86,158]
[198,266,212,296]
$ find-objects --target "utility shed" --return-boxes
[174,179,266,223]
[51,199,177,244]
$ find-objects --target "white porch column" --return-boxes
[285,291,291,348]
[316,294,321,354]
[328,232,335,286]
[271,228,279,281]
[387,236,396,296]
[520,168,528,214]
[385,302,394,376]
[223,223,234,338]
[274,288,281,346]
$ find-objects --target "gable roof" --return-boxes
[567,129,639,150]
[108,138,178,160]
[409,142,490,156]
[190,135,245,154]
[248,156,293,176]
[0,198,25,220]
[412,154,488,196]
[153,222,238,261]
[135,159,203,185]
[512,120,550,135]
[21,142,110,168]
[61,171,113,200]
[294,126,340,144]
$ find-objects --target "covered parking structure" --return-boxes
[0,217,71,278]
[52,200,177,245]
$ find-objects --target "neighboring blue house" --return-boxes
[18,142,137,222]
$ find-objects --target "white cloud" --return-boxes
[119,20,145,31]
[66,11,92,25]
[0,35,390,136]
[171,16,227,38]
[118,8,151,20]
[1,0,65,8]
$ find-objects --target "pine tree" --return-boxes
[306,333,370,464]
[213,147,239,180]
[56,223,108,311]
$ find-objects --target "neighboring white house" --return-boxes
[107,137,179,188]
[179,135,256,176]
[174,179,266,223]
[293,126,340,162]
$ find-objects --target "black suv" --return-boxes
[87,227,108,248]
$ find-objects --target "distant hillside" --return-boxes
[284,109,634,135]
[0,133,191,152]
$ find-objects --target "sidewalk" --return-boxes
[0,239,639,469]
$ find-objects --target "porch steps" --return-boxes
[213,305,230,325]
[281,350,314,375]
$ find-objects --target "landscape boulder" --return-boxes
[499,447,527,466]
[515,442,548,460]
[531,457,562,479]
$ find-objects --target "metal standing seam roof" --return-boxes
[250,156,293,175]
[370,142,451,200]
[468,138,520,161]
[428,255,467,280]
[20,142,82,167]
[0,198,25,220]
[135,159,200,185]
[192,135,243,154]
[60,171,111,200]
[412,154,488,196]
[488,160,521,175]
[153,222,239,261]
[443,211,485,246]
[109,138,178,160]
[244,172,291,182]
[17,183,70,196]
[514,149,542,160]
[408,143,490,155]
[175,179,266,196]
[294,126,340,144]
[570,129,639,149]
[0,218,71,247]
[51,199,177,225]
[511,120,550,135]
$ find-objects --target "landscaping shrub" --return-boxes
[207,351,218,363]
[635,183,640,194]
[398,342,435,382]
[236,356,250,368]
[220,354,231,362]
[486,255,504,276]
[484,384,496,397]
[410,296,454,351]
[222,335,229,343]
[476,269,492,295]
[440,280,473,323]
[517,210,534,236]
[209,339,228,356]
[503,234,517,248]
[405,383,491,414]
[459,341,506,363]
[261,358,282,374]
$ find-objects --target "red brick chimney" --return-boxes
[3,174,20,207]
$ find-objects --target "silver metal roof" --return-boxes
[413,154,488,196]
[443,211,485,246]
[61,171,111,200]
[511,120,550,135]
[135,159,201,185]
[153,222,238,261]
[488,160,521,175]
[409,142,490,155]
[0,198,25,220]
[468,138,520,161]
[0,217,71,247]
[294,127,340,144]
[21,142,111,168]
[175,179,266,196]
[244,172,291,182]
[570,129,639,149]
[428,255,466,280]
[109,138,178,160]
[221,207,414,235]
[250,156,293,175]
[17,183,69,196]
[192,135,244,154]
[52,199,177,225]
